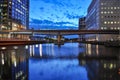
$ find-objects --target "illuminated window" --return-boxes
[114,7,116,9]
[101,27,104,29]
[104,21,107,24]
[111,22,113,24]
[111,7,113,9]
[118,27,120,30]
[101,11,103,14]
[101,3,104,5]
[111,11,113,14]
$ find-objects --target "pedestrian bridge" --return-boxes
[1,30,119,35]
[0,29,119,43]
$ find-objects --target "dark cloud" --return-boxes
[65,13,83,19]
[40,7,44,11]
[30,18,76,26]
[30,18,54,24]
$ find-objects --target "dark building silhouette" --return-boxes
[79,17,86,30]
[0,0,29,30]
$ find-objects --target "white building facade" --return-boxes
[86,0,120,41]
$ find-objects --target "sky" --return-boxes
[30,0,92,29]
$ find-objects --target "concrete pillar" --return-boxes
[57,35,62,43]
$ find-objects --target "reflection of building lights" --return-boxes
[2,59,4,65]
[30,45,32,56]
[30,45,34,56]
[14,61,17,67]
[104,64,107,68]
[13,46,18,49]
[25,45,28,49]
[52,44,54,56]
[1,53,5,65]
[1,47,6,50]
[35,44,38,47]
[39,44,42,57]
[96,45,99,55]
[88,44,91,55]
[109,64,113,69]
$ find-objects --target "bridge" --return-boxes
[0,30,119,43]
[1,30,119,35]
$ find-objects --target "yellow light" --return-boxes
[109,64,113,69]
[104,64,107,68]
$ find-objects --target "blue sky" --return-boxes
[30,0,92,29]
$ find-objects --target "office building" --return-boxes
[78,17,86,41]
[86,0,120,41]
[0,0,29,30]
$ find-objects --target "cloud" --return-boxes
[30,18,77,28]
[40,7,44,11]
[30,18,54,24]
[41,0,64,6]
[65,13,83,19]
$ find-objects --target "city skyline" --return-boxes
[30,0,92,29]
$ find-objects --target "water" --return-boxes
[0,43,119,80]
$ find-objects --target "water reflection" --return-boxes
[0,43,119,80]
[29,43,84,58]
[79,44,120,80]
[0,46,29,80]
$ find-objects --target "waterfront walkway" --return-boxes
[0,38,119,47]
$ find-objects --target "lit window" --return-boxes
[111,22,113,24]
[101,11,103,14]
[104,21,107,24]
[111,7,113,9]
[114,21,116,24]
[118,27,120,30]
[101,3,104,5]
[101,27,104,29]
[114,7,116,9]
[111,11,113,14]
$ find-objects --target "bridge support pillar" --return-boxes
[57,35,62,43]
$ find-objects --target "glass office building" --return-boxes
[0,0,29,30]
[86,0,120,41]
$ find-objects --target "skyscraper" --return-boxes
[0,0,29,30]
[86,0,120,41]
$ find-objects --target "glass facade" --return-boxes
[0,0,29,30]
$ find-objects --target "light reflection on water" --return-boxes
[0,43,120,80]
[29,43,85,58]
